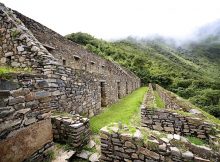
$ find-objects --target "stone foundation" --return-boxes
[100,124,219,162]
[51,113,90,148]
[141,109,214,139]
[0,74,53,162]
[141,84,216,139]
[23,141,54,162]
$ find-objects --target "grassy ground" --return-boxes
[154,91,165,109]
[90,87,147,134]
[187,136,207,146]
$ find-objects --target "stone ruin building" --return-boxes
[0,3,140,161]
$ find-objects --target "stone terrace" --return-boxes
[0,2,140,161]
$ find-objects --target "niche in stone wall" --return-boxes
[43,44,55,53]
[90,61,95,72]
[62,59,66,65]
[73,55,81,69]
[100,81,107,107]
[6,56,12,65]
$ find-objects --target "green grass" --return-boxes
[154,91,165,109]
[187,136,207,146]
[90,87,147,134]
[0,66,32,79]
[45,150,56,162]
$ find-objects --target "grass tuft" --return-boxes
[187,136,207,146]
[0,66,32,79]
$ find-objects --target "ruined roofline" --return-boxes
[11,7,140,81]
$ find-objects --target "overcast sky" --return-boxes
[1,0,220,40]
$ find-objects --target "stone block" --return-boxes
[139,147,160,160]
[0,106,15,118]
[182,151,194,160]
[35,91,50,99]
[10,88,30,97]
[35,80,49,89]
[0,119,53,162]
[152,124,163,131]
[8,96,25,105]
[164,127,174,132]
[170,147,181,157]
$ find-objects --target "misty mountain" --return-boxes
[66,31,220,118]
[196,19,220,40]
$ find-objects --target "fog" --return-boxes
[1,0,220,43]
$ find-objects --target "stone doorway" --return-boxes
[117,82,121,99]
[126,82,128,94]
[100,82,107,107]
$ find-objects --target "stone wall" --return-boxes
[141,109,214,139]
[0,73,53,162]
[0,3,140,161]
[155,84,186,111]
[100,124,218,162]
[141,84,215,139]
[0,3,140,117]
[51,113,90,148]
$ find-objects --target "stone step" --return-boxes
[52,150,76,162]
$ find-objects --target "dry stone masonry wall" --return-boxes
[0,73,53,162]
[100,124,219,162]
[0,2,140,161]
[0,3,140,117]
[51,114,90,148]
[141,84,217,139]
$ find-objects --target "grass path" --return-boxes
[90,87,147,134]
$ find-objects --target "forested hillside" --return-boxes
[66,32,220,118]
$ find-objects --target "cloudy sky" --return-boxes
[1,0,220,40]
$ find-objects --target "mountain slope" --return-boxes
[66,32,220,118]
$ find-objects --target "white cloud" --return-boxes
[1,0,220,40]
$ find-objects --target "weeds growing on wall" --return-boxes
[0,66,32,79]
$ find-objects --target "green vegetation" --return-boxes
[172,110,193,117]
[160,86,220,126]
[0,66,32,79]
[55,143,73,151]
[11,28,21,38]
[154,91,165,108]
[187,136,207,146]
[45,150,55,162]
[81,145,96,153]
[52,111,73,117]
[66,32,220,118]
[90,87,147,133]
